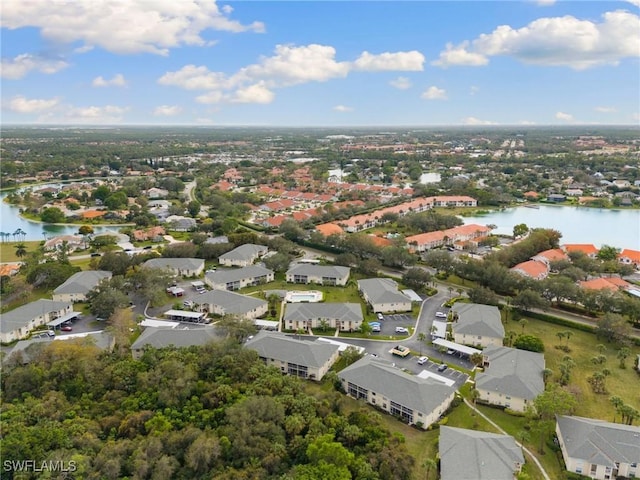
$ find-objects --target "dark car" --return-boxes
[437,364,448,372]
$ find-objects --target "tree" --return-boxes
[14,243,27,259]
[513,223,529,239]
[513,334,544,353]
[519,318,528,333]
[616,347,631,369]
[596,313,631,345]
[263,252,293,273]
[470,352,484,368]
[88,285,130,320]
[40,207,66,223]
[422,457,437,480]
[530,385,577,453]
[217,315,257,343]
[596,244,620,262]
[512,289,549,312]
[588,371,608,394]
[401,267,432,291]
[78,225,94,235]
[610,395,624,422]
[107,307,136,356]
[187,200,201,217]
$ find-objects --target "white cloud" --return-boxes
[519,120,537,125]
[626,0,640,7]
[1,53,68,79]
[555,111,574,121]
[161,43,426,105]
[159,65,230,90]
[470,86,480,95]
[333,105,353,112]
[352,51,424,71]
[92,74,127,87]
[432,42,489,67]
[35,104,129,124]
[594,106,617,113]
[389,77,412,90]
[463,116,498,125]
[434,10,640,69]
[229,82,274,104]
[2,0,265,56]
[536,0,556,6]
[6,95,60,113]
[235,44,351,87]
[632,112,640,121]
[154,105,182,116]
[421,86,448,100]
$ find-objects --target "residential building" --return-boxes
[510,260,549,280]
[218,243,268,267]
[339,355,456,429]
[144,257,204,277]
[130,327,221,359]
[44,235,84,252]
[166,215,197,231]
[283,303,363,332]
[476,346,545,412]
[531,248,569,266]
[619,249,640,269]
[451,303,504,347]
[562,243,599,258]
[5,331,115,365]
[0,299,73,343]
[440,427,524,480]
[315,223,344,236]
[52,270,112,302]
[285,264,350,286]
[196,290,268,319]
[245,330,340,381]
[579,276,631,292]
[204,265,274,291]
[556,415,640,480]
[357,278,412,313]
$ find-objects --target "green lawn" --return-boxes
[507,314,640,419]
[0,240,43,263]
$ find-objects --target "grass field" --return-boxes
[506,314,640,419]
[0,241,43,263]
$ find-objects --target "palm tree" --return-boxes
[519,318,528,333]
[610,395,624,422]
[14,243,27,259]
[417,332,426,355]
[16,228,26,241]
[422,457,437,480]
[564,330,573,348]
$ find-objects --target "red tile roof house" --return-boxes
[562,244,599,258]
[579,277,631,292]
[511,260,550,280]
[531,248,569,266]
[618,249,640,269]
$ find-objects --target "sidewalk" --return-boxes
[463,399,551,480]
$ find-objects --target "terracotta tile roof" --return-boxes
[511,260,549,279]
[562,244,598,256]
[0,263,20,276]
[619,249,640,263]
[316,223,344,236]
[368,235,393,247]
[533,248,568,263]
[579,277,630,291]
[82,210,108,219]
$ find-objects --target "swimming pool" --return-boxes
[285,290,323,303]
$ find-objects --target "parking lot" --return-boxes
[368,313,416,337]
[411,357,469,389]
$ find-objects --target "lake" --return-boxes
[462,205,640,250]
[0,191,125,241]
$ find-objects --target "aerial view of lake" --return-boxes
[462,205,640,250]
[0,191,124,241]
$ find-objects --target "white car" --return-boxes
[395,327,409,334]
[417,356,429,365]
[371,325,381,332]
[435,311,447,318]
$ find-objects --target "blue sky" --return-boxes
[2,0,639,126]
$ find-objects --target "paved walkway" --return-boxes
[463,399,551,480]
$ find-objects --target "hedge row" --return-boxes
[516,309,596,333]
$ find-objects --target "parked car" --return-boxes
[377,313,384,321]
[446,349,455,355]
[371,325,381,332]
[435,311,447,318]
[395,327,409,334]
[61,326,73,332]
[417,356,429,365]
[389,345,411,357]
[183,300,194,308]
[437,364,448,372]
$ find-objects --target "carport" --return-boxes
[433,338,481,357]
[163,309,207,323]
[47,311,80,329]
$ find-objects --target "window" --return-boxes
[591,464,597,475]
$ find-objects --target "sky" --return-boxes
[1,0,639,127]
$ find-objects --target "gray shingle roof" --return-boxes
[357,278,411,305]
[476,346,545,400]
[144,257,204,272]
[198,290,267,315]
[440,426,524,480]
[219,243,267,262]
[451,303,504,339]
[339,355,455,416]
[283,303,363,322]
[245,330,339,369]
[556,415,640,467]
[0,299,71,334]
[53,270,112,295]
[131,327,221,351]
[206,265,273,284]
[6,332,115,364]
[286,264,350,279]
